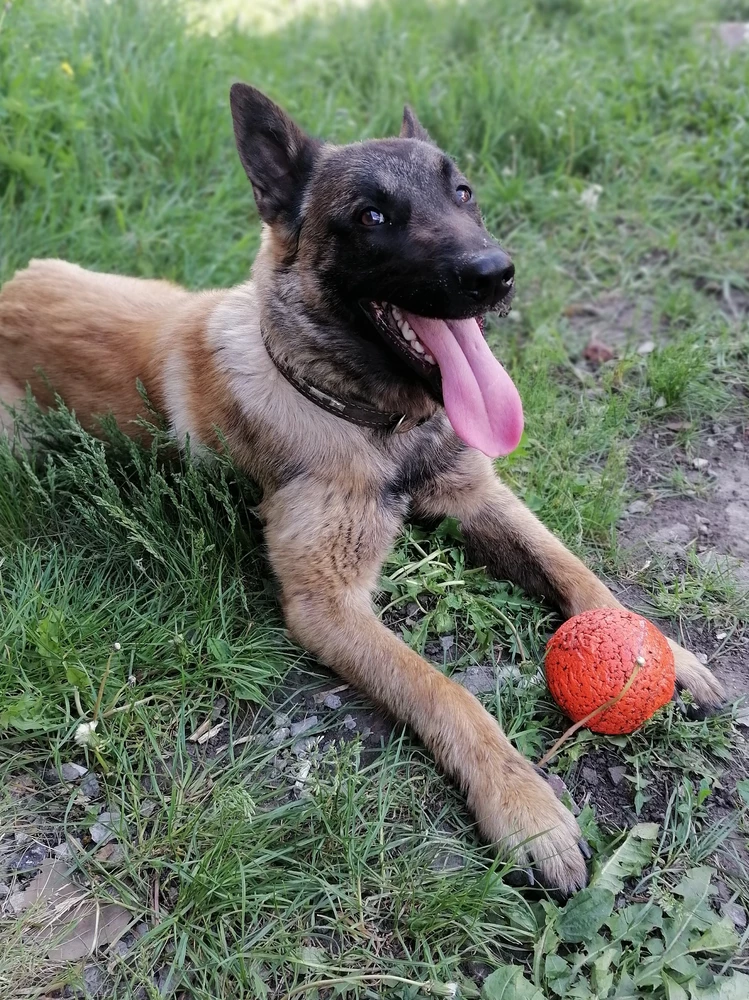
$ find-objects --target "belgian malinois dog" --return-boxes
[0,84,725,892]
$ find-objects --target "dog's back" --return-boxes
[0,259,215,433]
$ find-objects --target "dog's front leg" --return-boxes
[413,451,725,711]
[262,479,588,893]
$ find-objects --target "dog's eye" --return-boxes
[456,185,472,204]
[360,208,387,227]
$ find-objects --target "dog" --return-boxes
[0,84,725,893]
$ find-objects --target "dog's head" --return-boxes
[230,83,522,457]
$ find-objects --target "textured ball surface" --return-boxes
[545,609,675,735]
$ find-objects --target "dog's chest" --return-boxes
[381,416,465,507]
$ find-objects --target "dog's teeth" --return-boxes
[413,341,424,354]
[402,325,416,342]
[392,306,402,322]
[425,353,436,364]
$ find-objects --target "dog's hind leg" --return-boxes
[262,477,588,894]
[412,450,726,712]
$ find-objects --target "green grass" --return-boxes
[1,0,749,997]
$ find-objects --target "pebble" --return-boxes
[581,766,599,785]
[545,774,568,799]
[637,340,655,355]
[722,902,747,930]
[273,713,291,729]
[89,810,121,845]
[8,843,47,871]
[628,500,648,514]
[79,773,101,799]
[270,726,290,745]
[290,716,318,738]
[430,850,466,872]
[440,635,455,652]
[323,694,342,710]
[60,762,88,781]
[734,441,745,451]
[454,664,496,696]
[343,715,357,731]
[0,882,8,899]
[692,457,709,470]
[292,737,317,758]
[608,766,627,786]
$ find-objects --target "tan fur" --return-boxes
[0,249,725,892]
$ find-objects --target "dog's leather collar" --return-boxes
[263,332,423,434]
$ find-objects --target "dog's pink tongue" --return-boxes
[403,314,524,457]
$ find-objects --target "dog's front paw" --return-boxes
[472,765,588,895]
[668,639,726,712]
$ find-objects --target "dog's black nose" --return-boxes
[458,250,515,306]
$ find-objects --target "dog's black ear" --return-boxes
[230,83,321,226]
[400,105,431,142]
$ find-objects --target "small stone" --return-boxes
[440,635,455,652]
[273,713,291,729]
[716,631,728,640]
[430,850,466,872]
[406,602,420,618]
[8,843,47,871]
[722,901,747,930]
[270,727,290,745]
[637,339,655,355]
[79,773,101,799]
[734,441,745,451]
[696,652,708,665]
[95,842,125,865]
[52,842,73,859]
[292,737,317,757]
[0,882,9,899]
[545,774,568,799]
[14,832,31,845]
[454,664,496,696]
[77,964,112,998]
[608,766,627,786]
[139,800,157,818]
[628,500,648,514]
[323,694,342,710]
[581,766,599,785]
[342,715,357,731]
[583,337,615,364]
[707,437,716,448]
[692,457,709,470]
[289,716,318,738]
[60,762,88,781]
[89,810,121,845]
[654,395,667,409]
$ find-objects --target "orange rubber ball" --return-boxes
[545,608,675,735]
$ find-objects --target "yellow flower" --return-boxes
[60,60,74,78]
